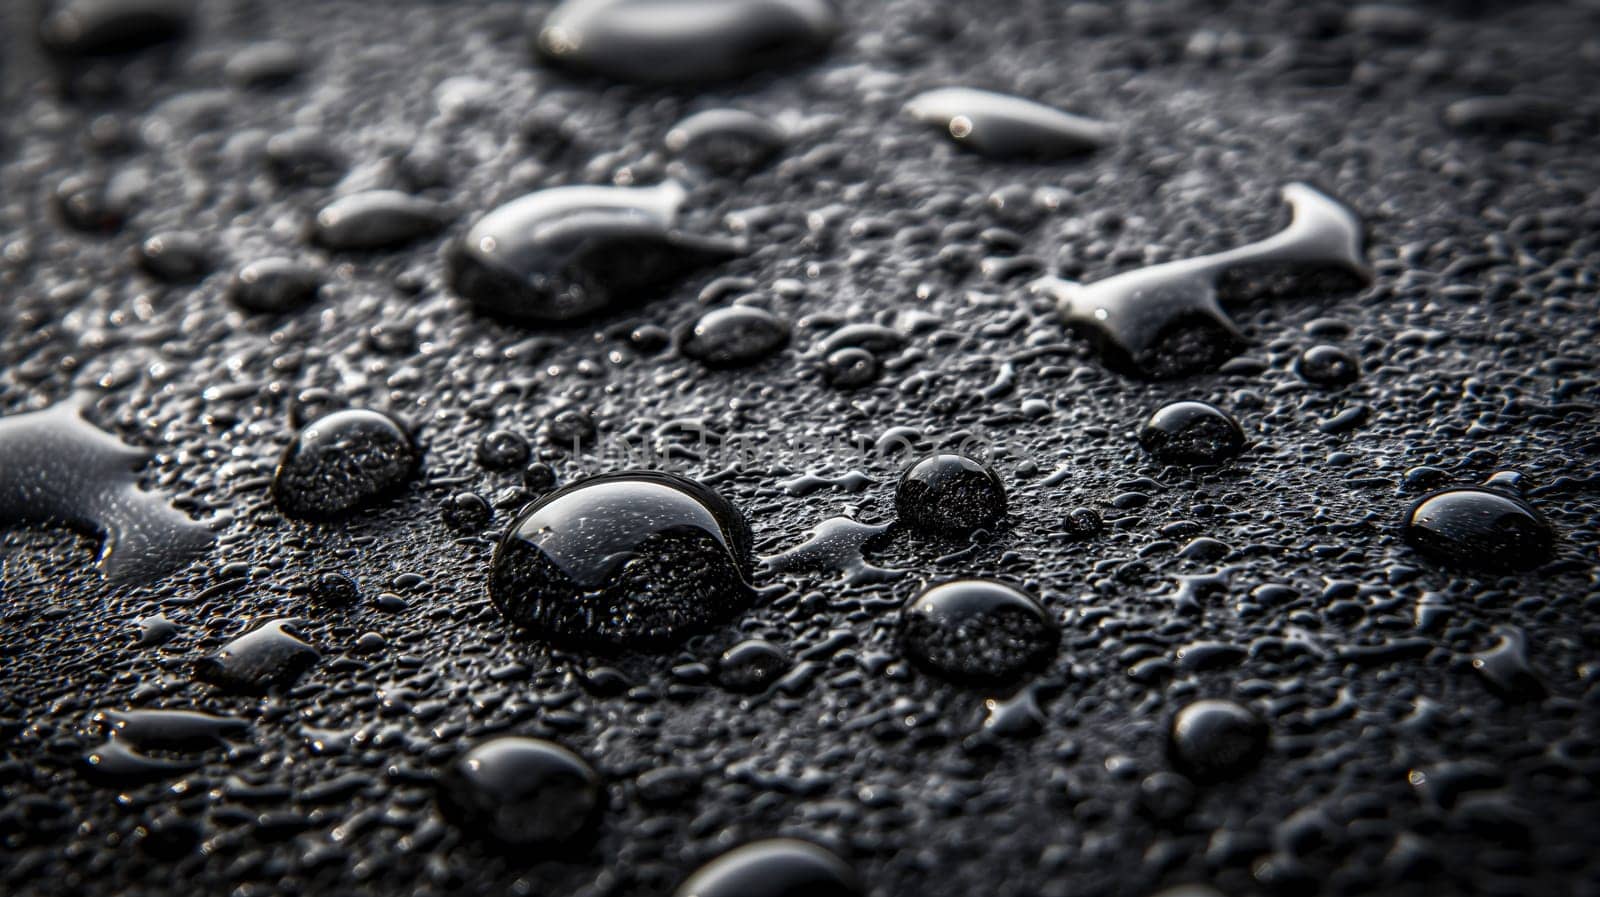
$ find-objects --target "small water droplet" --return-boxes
[718,638,791,693]
[679,306,791,368]
[311,190,452,252]
[1294,344,1360,387]
[489,471,754,648]
[666,108,787,174]
[39,0,191,57]
[904,87,1115,159]
[193,619,320,694]
[674,839,863,897]
[223,40,305,90]
[228,258,323,314]
[135,231,212,283]
[271,409,422,520]
[535,0,842,85]
[447,182,742,323]
[1168,699,1268,782]
[895,454,1007,535]
[900,580,1058,685]
[1403,476,1554,571]
[821,347,879,389]
[437,736,602,849]
[1138,401,1246,465]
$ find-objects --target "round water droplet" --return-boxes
[441,492,493,533]
[1404,486,1554,571]
[895,454,1007,535]
[535,0,842,85]
[437,736,602,849]
[272,409,422,520]
[904,87,1115,159]
[477,429,531,471]
[489,471,754,648]
[718,638,790,693]
[447,182,741,323]
[53,173,132,234]
[136,231,212,283]
[1138,401,1245,465]
[1294,344,1360,387]
[674,839,863,897]
[228,258,322,314]
[1168,699,1268,782]
[821,347,878,389]
[665,108,786,174]
[311,190,452,251]
[899,579,1058,685]
[193,619,320,694]
[679,306,791,368]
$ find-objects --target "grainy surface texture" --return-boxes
[2,2,1600,897]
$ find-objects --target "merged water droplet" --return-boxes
[760,515,903,585]
[899,580,1058,685]
[437,737,602,849]
[904,87,1116,159]
[674,839,863,897]
[228,257,323,314]
[895,454,1007,535]
[1031,183,1370,379]
[0,395,212,583]
[488,471,754,649]
[679,306,791,368]
[193,619,320,694]
[38,0,192,57]
[311,190,452,252]
[1403,476,1554,571]
[271,409,422,520]
[447,181,742,323]
[534,0,842,85]
[1138,401,1245,465]
[666,108,787,174]
[1168,699,1268,782]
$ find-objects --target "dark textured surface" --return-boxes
[3,2,1600,896]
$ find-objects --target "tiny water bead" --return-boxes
[899,580,1058,685]
[0,395,212,583]
[193,619,320,694]
[1403,477,1554,571]
[679,306,791,368]
[904,87,1115,160]
[272,409,422,520]
[228,258,323,314]
[489,471,754,649]
[1168,699,1268,783]
[311,190,452,251]
[1294,344,1361,387]
[1031,183,1370,379]
[895,454,1007,535]
[1138,401,1246,465]
[674,839,864,897]
[447,181,742,324]
[665,108,787,174]
[534,0,842,85]
[437,737,602,849]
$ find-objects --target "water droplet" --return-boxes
[1168,699,1268,782]
[0,395,212,583]
[447,181,742,323]
[1471,627,1545,702]
[1403,477,1554,571]
[271,409,422,520]
[223,40,305,90]
[674,839,863,897]
[679,306,791,368]
[1138,401,1245,465]
[264,127,346,186]
[900,580,1058,685]
[53,172,133,234]
[136,231,212,283]
[311,190,452,252]
[1031,183,1370,379]
[489,471,754,648]
[1443,95,1562,136]
[437,737,602,849]
[441,492,493,533]
[718,638,790,693]
[305,571,360,607]
[666,108,786,174]
[228,258,323,314]
[193,619,320,694]
[39,0,191,57]
[1294,344,1360,387]
[476,429,531,471]
[92,709,248,749]
[82,738,197,784]
[535,0,842,85]
[904,87,1115,159]
[135,614,179,647]
[895,454,1007,535]
[821,347,879,389]
[761,515,903,584]
[980,686,1047,738]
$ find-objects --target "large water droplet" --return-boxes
[895,454,1007,535]
[312,190,452,252]
[1137,401,1245,465]
[900,580,1058,685]
[271,409,422,520]
[1168,699,1268,782]
[437,737,602,849]
[904,87,1115,159]
[1031,183,1370,379]
[0,395,212,583]
[489,471,754,648]
[1404,477,1554,571]
[447,182,742,323]
[674,839,863,897]
[535,0,842,85]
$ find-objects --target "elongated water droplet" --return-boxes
[904,87,1115,159]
